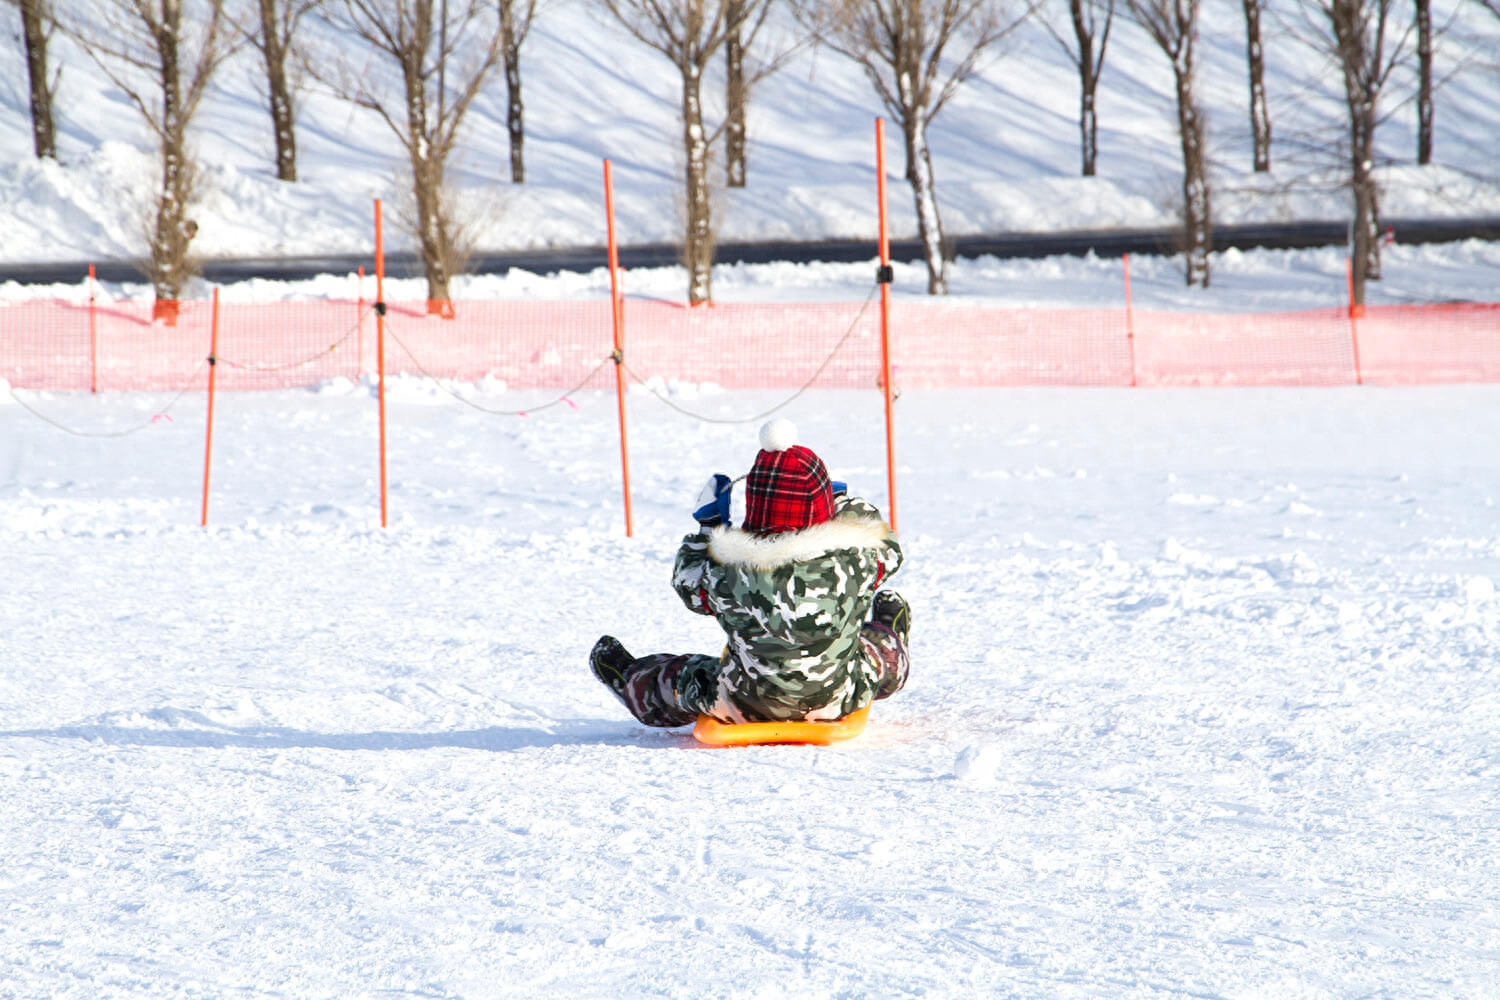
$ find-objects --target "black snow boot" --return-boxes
[871,590,911,644]
[590,635,636,698]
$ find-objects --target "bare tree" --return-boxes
[1127,0,1211,287]
[600,0,763,305]
[318,0,505,307]
[1415,0,1431,164]
[1243,0,1271,171]
[1296,0,1411,305]
[243,0,323,182]
[66,0,234,313]
[498,0,544,183]
[1039,0,1114,177]
[724,0,788,187]
[10,0,59,159]
[796,0,1022,295]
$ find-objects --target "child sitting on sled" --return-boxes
[590,419,910,728]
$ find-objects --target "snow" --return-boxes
[0,2,1498,264]
[3,381,1499,996]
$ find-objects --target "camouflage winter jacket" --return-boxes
[671,496,903,723]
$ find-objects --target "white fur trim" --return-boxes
[708,514,892,570]
[760,418,797,452]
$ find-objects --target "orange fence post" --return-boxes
[874,118,899,533]
[1346,257,1364,385]
[201,288,221,527]
[1123,253,1138,387]
[88,264,99,394]
[357,264,367,378]
[603,159,635,538]
[375,199,389,528]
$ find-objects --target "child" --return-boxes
[590,419,910,728]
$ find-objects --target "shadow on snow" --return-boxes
[0,716,686,753]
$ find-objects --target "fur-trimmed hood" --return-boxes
[707,512,894,571]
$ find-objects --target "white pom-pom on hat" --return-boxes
[759,418,797,452]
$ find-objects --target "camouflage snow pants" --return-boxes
[614,622,910,728]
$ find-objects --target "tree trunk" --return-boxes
[1350,103,1381,302]
[259,0,297,182]
[1071,0,1099,176]
[1079,75,1098,177]
[681,62,714,304]
[725,0,747,188]
[1349,109,1377,303]
[20,0,56,160]
[1080,89,1098,177]
[1173,63,1212,287]
[413,153,452,304]
[153,0,196,308]
[500,2,525,183]
[1328,0,1383,301]
[411,157,452,305]
[1350,179,1376,306]
[1243,0,1270,172]
[401,41,451,305]
[903,113,947,295]
[1416,0,1432,165]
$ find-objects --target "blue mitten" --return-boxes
[692,474,735,527]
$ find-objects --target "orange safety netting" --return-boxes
[3,297,1498,392]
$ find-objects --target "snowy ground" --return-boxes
[2,379,1498,998]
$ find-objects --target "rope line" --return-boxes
[215,307,372,373]
[383,319,614,416]
[4,288,883,435]
[622,283,881,425]
[5,360,209,439]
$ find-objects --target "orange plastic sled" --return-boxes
[692,706,871,747]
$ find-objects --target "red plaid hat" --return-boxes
[743,420,834,534]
